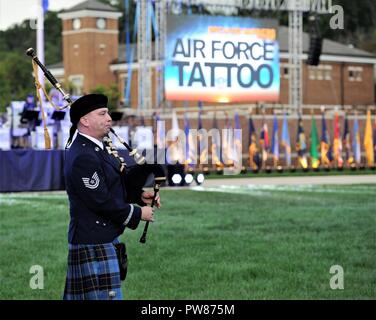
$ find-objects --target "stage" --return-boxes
[0,149,137,192]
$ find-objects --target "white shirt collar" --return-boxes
[78,132,104,150]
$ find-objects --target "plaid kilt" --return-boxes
[63,240,122,300]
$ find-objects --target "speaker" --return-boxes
[307,35,322,66]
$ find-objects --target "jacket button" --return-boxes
[103,223,106,226]
[96,221,99,224]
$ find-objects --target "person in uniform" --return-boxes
[63,93,159,300]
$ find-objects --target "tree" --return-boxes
[91,84,121,112]
[0,52,35,113]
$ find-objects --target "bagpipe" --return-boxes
[26,48,166,243]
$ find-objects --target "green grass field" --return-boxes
[0,184,375,300]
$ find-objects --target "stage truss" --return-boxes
[135,0,334,113]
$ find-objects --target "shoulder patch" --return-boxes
[82,172,100,189]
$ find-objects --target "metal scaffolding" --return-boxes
[137,0,153,111]
[136,0,333,112]
[288,0,304,115]
[155,0,167,110]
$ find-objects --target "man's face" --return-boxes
[81,107,112,139]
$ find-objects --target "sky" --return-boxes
[0,0,84,30]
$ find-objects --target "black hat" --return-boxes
[70,93,108,125]
[65,94,108,148]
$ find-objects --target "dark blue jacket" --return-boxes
[64,134,142,244]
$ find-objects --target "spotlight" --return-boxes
[277,165,283,173]
[195,173,205,185]
[184,173,194,185]
[167,164,185,186]
[171,173,182,185]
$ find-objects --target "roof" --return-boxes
[48,62,64,69]
[62,0,118,13]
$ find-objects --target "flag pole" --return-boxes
[37,0,46,101]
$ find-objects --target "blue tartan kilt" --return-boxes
[63,240,123,300]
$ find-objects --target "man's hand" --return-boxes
[141,191,161,209]
[141,206,154,222]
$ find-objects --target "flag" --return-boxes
[197,101,208,165]
[353,117,361,165]
[373,117,376,162]
[42,0,49,14]
[260,120,269,166]
[364,110,374,166]
[233,111,242,167]
[271,115,279,167]
[281,113,291,167]
[184,112,196,167]
[343,114,354,165]
[333,112,344,168]
[211,113,222,167]
[248,117,260,170]
[167,110,183,164]
[321,113,333,166]
[171,110,179,140]
[310,116,320,169]
[296,117,308,169]
[155,112,165,150]
[222,112,234,166]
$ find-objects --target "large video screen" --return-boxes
[165,15,280,103]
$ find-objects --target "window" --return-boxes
[280,63,289,79]
[68,75,84,96]
[348,66,363,82]
[308,65,332,81]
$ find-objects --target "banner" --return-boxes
[165,15,280,103]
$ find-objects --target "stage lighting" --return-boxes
[184,173,194,185]
[307,15,322,66]
[195,173,205,185]
[171,173,182,185]
[307,35,322,66]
